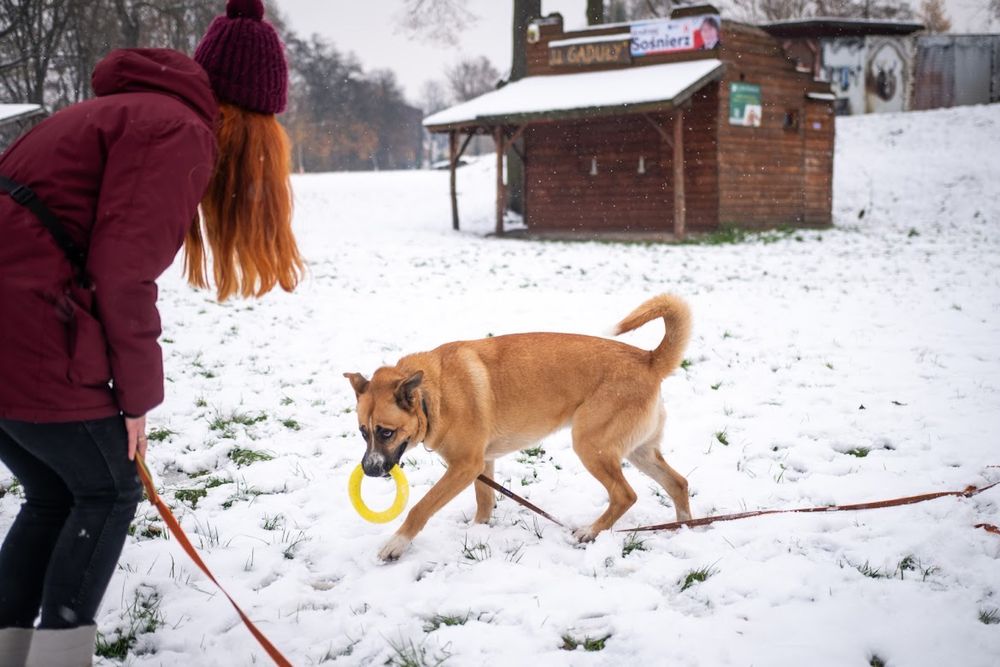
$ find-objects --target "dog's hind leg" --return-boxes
[473,460,496,524]
[571,423,638,542]
[627,437,691,522]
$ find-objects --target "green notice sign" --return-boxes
[729,82,762,127]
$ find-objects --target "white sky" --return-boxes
[275,0,994,104]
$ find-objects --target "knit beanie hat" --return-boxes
[194,0,287,114]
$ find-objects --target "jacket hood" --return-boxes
[92,48,218,126]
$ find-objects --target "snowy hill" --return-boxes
[2,104,999,666]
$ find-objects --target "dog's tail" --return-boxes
[613,294,691,378]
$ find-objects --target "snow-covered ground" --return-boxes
[3,104,1000,666]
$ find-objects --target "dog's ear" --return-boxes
[343,372,370,396]
[394,371,424,410]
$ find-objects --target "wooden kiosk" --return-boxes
[423,6,836,238]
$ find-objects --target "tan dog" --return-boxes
[344,294,692,561]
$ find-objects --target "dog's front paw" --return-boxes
[572,526,599,543]
[378,534,412,561]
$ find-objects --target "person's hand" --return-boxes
[125,414,147,461]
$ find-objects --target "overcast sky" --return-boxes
[275,0,994,104]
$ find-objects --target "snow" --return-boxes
[2,103,1000,666]
[423,59,724,127]
[548,33,632,48]
[0,103,42,124]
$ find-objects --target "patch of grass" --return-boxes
[147,427,175,442]
[194,396,208,408]
[679,358,693,371]
[714,430,730,446]
[423,613,470,632]
[128,518,164,540]
[710,381,722,390]
[680,565,717,591]
[979,608,1000,625]
[561,633,611,651]
[204,476,229,489]
[280,396,294,406]
[0,479,22,499]
[385,635,450,667]
[854,560,890,579]
[869,654,887,667]
[173,488,207,508]
[621,532,647,558]
[281,418,301,431]
[228,447,273,467]
[682,225,795,246]
[461,535,492,562]
[846,447,870,458]
[95,587,163,660]
[261,513,284,531]
[209,410,268,438]
[281,529,308,560]
[221,477,263,509]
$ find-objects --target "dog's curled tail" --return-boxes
[613,294,692,378]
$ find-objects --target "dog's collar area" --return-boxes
[418,395,432,443]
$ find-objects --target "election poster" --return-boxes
[630,14,721,57]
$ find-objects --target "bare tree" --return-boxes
[0,0,75,105]
[917,0,950,32]
[446,55,501,102]
[396,0,477,46]
[605,0,673,22]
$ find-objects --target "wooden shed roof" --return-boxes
[761,17,924,39]
[423,59,724,131]
[0,103,44,127]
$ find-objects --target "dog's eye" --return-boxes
[378,428,395,441]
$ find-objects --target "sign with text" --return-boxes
[549,39,632,67]
[729,82,762,127]
[630,14,721,57]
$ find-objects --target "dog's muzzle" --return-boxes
[362,440,409,477]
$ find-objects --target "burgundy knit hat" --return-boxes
[194,0,287,114]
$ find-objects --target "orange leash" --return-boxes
[135,455,292,667]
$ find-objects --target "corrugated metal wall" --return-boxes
[914,35,1000,110]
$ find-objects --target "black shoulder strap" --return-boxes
[0,174,90,287]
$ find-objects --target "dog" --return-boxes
[344,294,692,561]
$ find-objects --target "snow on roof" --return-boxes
[424,59,724,129]
[548,33,631,48]
[0,103,44,125]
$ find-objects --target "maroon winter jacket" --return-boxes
[0,49,218,422]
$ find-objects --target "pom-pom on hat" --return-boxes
[194,0,287,114]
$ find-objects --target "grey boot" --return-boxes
[25,625,96,667]
[0,627,34,667]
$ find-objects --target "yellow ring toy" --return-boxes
[348,464,409,523]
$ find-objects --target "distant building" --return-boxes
[761,18,924,115]
[761,19,1000,114]
[424,5,835,237]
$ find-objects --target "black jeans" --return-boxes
[0,416,142,629]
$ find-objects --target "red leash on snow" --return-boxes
[476,474,1000,536]
[136,455,292,667]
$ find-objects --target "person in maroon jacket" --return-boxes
[0,1,301,664]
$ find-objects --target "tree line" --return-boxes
[0,0,423,171]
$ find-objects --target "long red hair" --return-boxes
[185,103,303,301]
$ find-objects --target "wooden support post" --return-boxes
[673,109,686,241]
[449,130,459,231]
[495,126,505,236]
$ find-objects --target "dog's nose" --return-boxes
[362,452,387,477]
